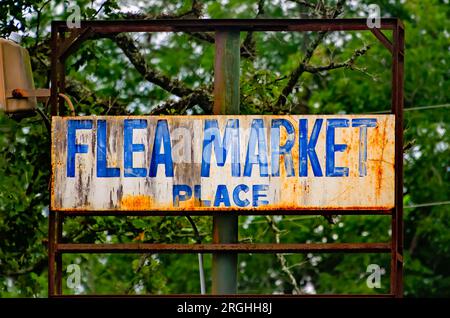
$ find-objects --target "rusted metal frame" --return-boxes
[390,21,404,298]
[50,22,59,115]
[56,243,391,253]
[57,209,393,216]
[56,213,64,295]
[57,28,84,57]
[370,28,393,53]
[52,293,395,298]
[49,18,401,115]
[212,31,240,295]
[58,31,66,115]
[48,19,404,297]
[51,18,398,33]
[50,30,66,295]
[49,24,65,297]
[50,24,70,116]
[397,24,405,298]
[48,211,56,297]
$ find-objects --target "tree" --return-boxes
[0,0,448,297]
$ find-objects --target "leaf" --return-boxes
[131,219,147,229]
[133,231,145,242]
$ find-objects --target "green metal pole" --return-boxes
[212,31,240,294]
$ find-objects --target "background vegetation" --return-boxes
[0,0,448,297]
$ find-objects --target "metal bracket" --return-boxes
[58,27,93,61]
[7,88,50,102]
[370,28,393,53]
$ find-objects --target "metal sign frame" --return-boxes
[48,18,404,297]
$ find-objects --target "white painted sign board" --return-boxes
[51,115,395,212]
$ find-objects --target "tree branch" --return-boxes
[265,216,303,294]
[120,1,215,46]
[121,1,260,60]
[112,33,194,97]
[106,1,212,113]
[38,1,212,116]
[2,257,47,278]
[33,0,52,50]
[150,90,211,115]
[275,0,345,110]
[120,0,203,20]
[241,0,266,59]
[291,0,318,10]
[109,33,212,113]
[289,0,336,17]
[304,45,371,73]
[186,32,215,44]
[65,78,130,115]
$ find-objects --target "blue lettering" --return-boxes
[194,184,211,207]
[149,120,174,177]
[97,120,120,177]
[252,184,269,207]
[271,119,295,177]
[299,119,323,177]
[201,119,240,177]
[244,119,269,177]
[173,184,192,206]
[213,185,231,207]
[352,118,377,177]
[233,184,250,207]
[124,119,147,177]
[326,119,349,177]
[67,120,92,177]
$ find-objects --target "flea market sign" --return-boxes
[51,115,395,211]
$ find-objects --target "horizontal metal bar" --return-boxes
[56,209,393,217]
[56,243,391,254]
[53,19,400,33]
[52,293,395,298]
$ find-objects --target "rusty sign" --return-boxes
[51,115,395,212]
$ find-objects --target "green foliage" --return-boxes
[0,0,448,297]
[0,114,49,297]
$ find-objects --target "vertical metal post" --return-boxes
[56,213,63,295]
[55,30,65,294]
[390,22,404,298]
[48,211,55,297]
[50,22,59,115]
[58,31,66,115]
[49,22,59,297]
[212,31,240,294]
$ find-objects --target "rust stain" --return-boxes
[55,205,393,212]
[120,195,153,210]
[375,121,388,198]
